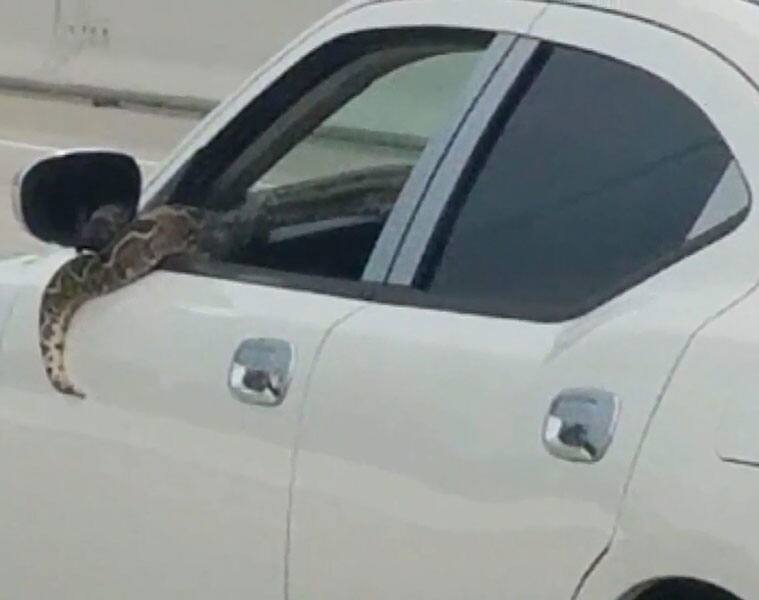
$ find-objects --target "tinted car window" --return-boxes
[420,45,749,320]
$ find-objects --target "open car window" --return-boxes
[157,28,495,283]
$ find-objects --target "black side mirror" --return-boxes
[12,150,141,248]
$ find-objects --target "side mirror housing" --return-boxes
[12,150,141,248]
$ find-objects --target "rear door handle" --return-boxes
[228,338,296,406]
[543,388,620,463]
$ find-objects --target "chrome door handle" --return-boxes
[543,388,620,463]
[228,338,295,406]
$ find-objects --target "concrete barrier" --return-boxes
[0,0,346,109]
[0,1,58,81]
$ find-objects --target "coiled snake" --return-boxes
[39,205,206,398]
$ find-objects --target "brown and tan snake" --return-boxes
[38,165,410,398]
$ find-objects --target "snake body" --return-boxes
[39,205,204,398]
[37,165,412,398]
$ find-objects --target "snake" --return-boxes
[39,205,206,398]
[37,164,412,398]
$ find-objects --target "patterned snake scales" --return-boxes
[39,165,410,398]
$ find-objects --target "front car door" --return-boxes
[288,5,759,599]
[0,3,518,597]
[0,258,365,598]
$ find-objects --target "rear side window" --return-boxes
[418,44,750,321]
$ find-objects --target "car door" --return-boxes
[0,9,518,599]
[288,12,759,600]
[0,257,365,599]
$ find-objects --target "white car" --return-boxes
[2,0,759,598]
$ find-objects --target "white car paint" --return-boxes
[0,252,365,597]
[286,7,759,587]
[2,1,759,599]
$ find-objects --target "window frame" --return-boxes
[384,34,754,322]
[145,28,521,297]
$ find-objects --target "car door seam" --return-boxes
[573,278,759,598]
[572,543,611,600]
[517,6,759,596]
[282,302,370,600]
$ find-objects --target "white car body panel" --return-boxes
[2,0,759,598]
[282,2,759,599]
[289,195,759,598]
[0,253,364,597]
[542,4,759,598]
[577,291,759,600]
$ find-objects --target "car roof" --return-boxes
[341,0,757,16]
[334,0,759,83]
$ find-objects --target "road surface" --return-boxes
[0,90,200,256]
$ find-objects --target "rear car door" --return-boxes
[288,11,759,599]
[0,10,513,600]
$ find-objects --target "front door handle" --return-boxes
[228,338,295,406]
[543,388,620,463]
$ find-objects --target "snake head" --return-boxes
[76,204,133,253]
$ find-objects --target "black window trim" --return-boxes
[163,190,748,319]
[384,36,753,323]
[371,199,750,323]
[163,254,381,302]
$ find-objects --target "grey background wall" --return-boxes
[0,1,488,143]
[0,0,491,255]
[0,0,345,105]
